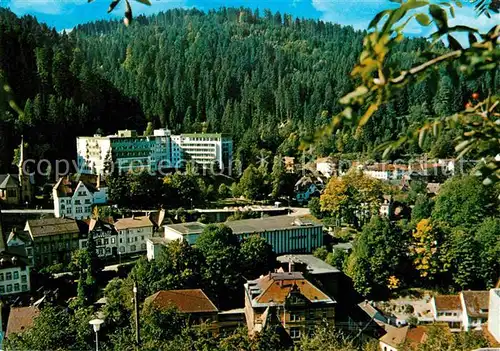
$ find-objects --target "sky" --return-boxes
[0,0,498,36]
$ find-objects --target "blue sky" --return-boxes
[0,0,498,36]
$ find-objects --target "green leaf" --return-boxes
[108,0,121,13]
[447,34,462,50]
[449,5,455,18]
[134,0,151,5]
[368,10,390,29]
[454,0,462,8]
[415,13,431,26]
[429,4,448,30]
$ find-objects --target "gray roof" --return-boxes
[0,174,19,189]
[26,218,80,238]
[225,215,320,235]
[166,222,207,235]
[332,242,353,251]
[166,215,321,236]
[148,237,173,245]
[277,254,340,274]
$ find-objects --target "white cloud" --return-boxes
[6,0,87,15]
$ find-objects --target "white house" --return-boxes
[316,157,336,178]
[0,251,31,295]
[53,174,108,220]
[488,289,500,343]
[429,295,462,332]
[114,216,154,255]
[146,237,173,261]
[460,290,489,331]
[79,218,118,258]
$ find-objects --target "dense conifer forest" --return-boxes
[0,7,497,172]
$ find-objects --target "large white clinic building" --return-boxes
[76,128,232,175]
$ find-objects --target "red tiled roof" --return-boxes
[253,272,331,304]
[434,295,461,311]
[6,306,40,337]
[146,289,218,313]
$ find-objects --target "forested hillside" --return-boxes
[0,7,497,172]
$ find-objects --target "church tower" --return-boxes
[18,136,33,204]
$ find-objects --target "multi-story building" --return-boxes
[0,210,31,295]
[114,216,154,255]
[24,218,81,266]
[171,133,232,170]
[460,290,489,331]
[77,129,232,174]
[244,272,336,341]
[163,216,323,255]
[429,295,462,331]
[53,174,108,219]
[79,218,117,258]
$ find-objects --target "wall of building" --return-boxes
[0,266,30,295]
[117,226,153,254]
[488,289,500,343]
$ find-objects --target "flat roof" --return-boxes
[165,215,321,236]
[277,254,340,274]
[225,215,321,235]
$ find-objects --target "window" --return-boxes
[106,247,111,254]
[104,239,109,245]
[0,286,4,293]
[290,313,299,322]
[0,273,3,281]
[141,236,144,240]
[130,245,136,252]
[111,238,116,244]
[14,283,19,291]
[13,272,19,280]
[290,328,301,339]
[6,284,12,292]
[135,237,138,242]
[141,243,146,250]
[82,240,87,248]
[6,272,12,280]
[75,200,81,205]
[76,207,82,214]
[22,284,28,291]
[85,199,91,204]
[120,238,123,244]
[21,275,27,283]
[27,248,32,256]
[67,208,72,214]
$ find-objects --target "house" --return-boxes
[461,290,489,331]
[217,308,246,332]
[429,295,462,331]
[79,218,117,258]
[52,174,108,220]
[114,216,154,255]
[488,289,500,343]
[294,175,324,204]
[5,306,40,338]
[145,289,218,325]
[244,272,336,341]
[0,139,33,206]
[164,216,324,255]
[363,163,408,181]
[146,237,173,261]
[24,217,81,266]
[316,157,337,178]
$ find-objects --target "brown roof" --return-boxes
[434,295,461,311]
[6,306,40,337]
[380,325,409,348]
[461,291,489,318]
[53,174,105,198]
[114,216,153,231]
[26,218,80,238]
[146,289,218,313]
[250,272,333,305]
